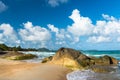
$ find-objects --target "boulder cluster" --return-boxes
[42,48,118,72]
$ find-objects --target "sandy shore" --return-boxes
[0,59,71,80]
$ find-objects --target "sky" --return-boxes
[0,0,120,50]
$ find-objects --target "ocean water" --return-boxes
[22,51,120,80]
[81,50,120,60]
[22,50,120,61]
[22,51,55,62]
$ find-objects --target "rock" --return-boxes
[41,56,53,63]
[52,47,89,61]
[47,48,90,70]
[42,47,118,71]
[6,54,37,60]
[1,51,37,60]
[89,65,116,73]
[91,55,118,65]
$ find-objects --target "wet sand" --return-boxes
[0,59,71,80]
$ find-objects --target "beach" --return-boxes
[0,59,71,80]
[0,49,120,80]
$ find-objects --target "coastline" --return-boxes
[0,49,119,80]
[0,59,71,80]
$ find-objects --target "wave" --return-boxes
[22,51,120,62]
[21,51,55,62]
[67,69,120,80]
[82,51,120,60]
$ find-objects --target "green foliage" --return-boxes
[0,44,9,51]
[12,46,22,51]
[38,48,50,52]
[0,43,51,52]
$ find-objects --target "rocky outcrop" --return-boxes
[89,65,116,73]
[42,48,118,71]
[41,56,53,63]
[1,51,37,60]
[92,55,118,65]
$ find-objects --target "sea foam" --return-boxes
[67,69,120,80]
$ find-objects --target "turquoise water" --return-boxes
[23,50,120,61]
[82,50,120,60]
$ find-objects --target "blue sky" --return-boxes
[0,0,120,50]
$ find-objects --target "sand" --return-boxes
[0,59,71,80]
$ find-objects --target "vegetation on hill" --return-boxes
[0,44,52,52]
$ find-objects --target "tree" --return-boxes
[0,44,9,51]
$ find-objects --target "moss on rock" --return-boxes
[2,51,37,60]
[41,56,53,63]
[42,47,118,71]
[6,54,37,60]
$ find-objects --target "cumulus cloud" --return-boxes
[48,24,65,40]
[67,9,94,37]
[67,9,120,44]
[19,22,51,47]
[48,9,120,45]
[0,1,7,13]
[48,24,73,47]
[67,9,94,43]
[87,36,111,43]
[48,24,59,33]
[0,23,18,46]
[1,9,120,49]
[102,14,116,21]
[48,0,68,7]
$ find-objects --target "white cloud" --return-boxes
[102,14,116,21]
[19,22,51,47]
[0,1,7,13]
[117,37,120,42]
[0,23,18,45]
[66,9,120,43]
[1,9,120,49]
[87,36,111,43]
[55,41,66,45]
[67,9,94,42]
[48,0,68,7]
[48,24,59,33]
[48,24,73,46]
[48,24,65,40]
[67,9,94,44]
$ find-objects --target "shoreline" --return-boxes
[0,49,119,80]
[0,58,119,80]
[0,59,71,80]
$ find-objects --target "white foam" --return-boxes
[21,51,55,62]
[67,69,120,80]
[67,70,99,80]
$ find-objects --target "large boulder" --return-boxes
[42,48,118,70]
[43,48,90,70]
[52,47,89,60]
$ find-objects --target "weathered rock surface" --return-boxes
[0,51,37,60]
[42,47,118,71]
[41,56,53,63]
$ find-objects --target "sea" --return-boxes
[22,50,120,80]
[22,50,120,62]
